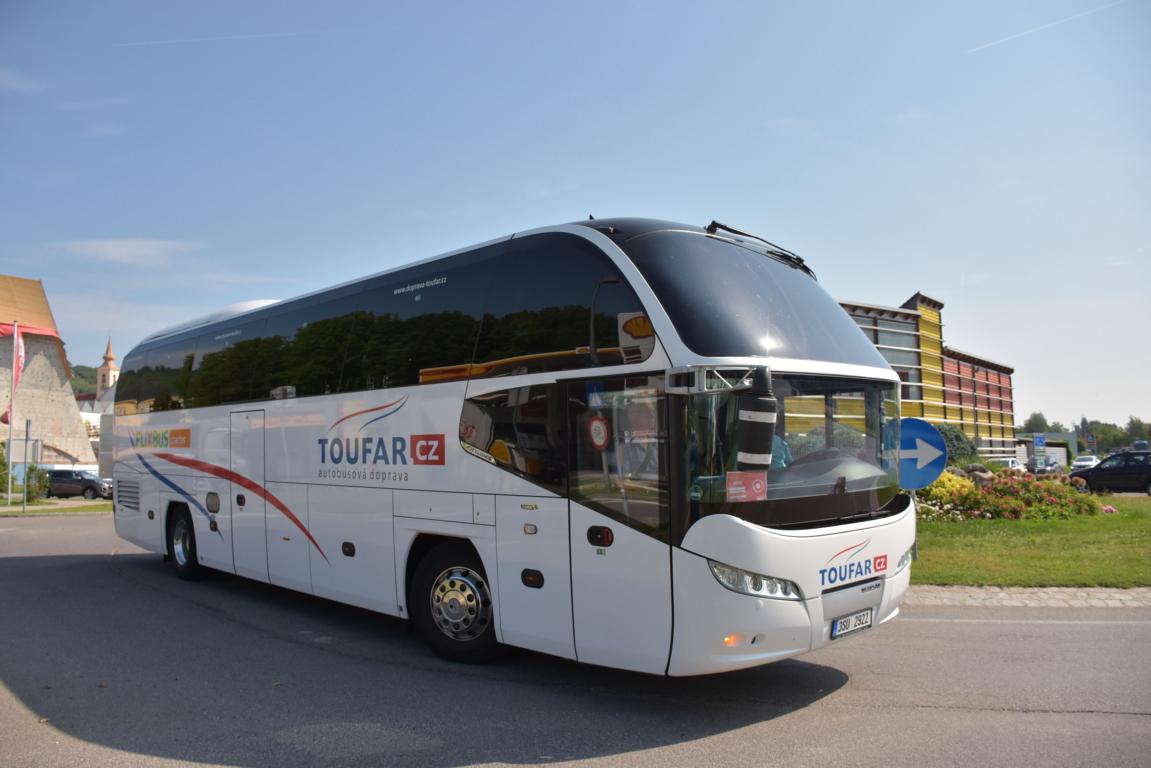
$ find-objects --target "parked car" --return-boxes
[1071,455,1100,471]
[1070,451,1151,494]
[996,457,1025,473]
[47,470,112,499]
[1026,456,1063,475]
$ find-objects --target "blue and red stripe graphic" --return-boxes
[150,452,329,563]
[327,395,408,433]
[826,538,871,565]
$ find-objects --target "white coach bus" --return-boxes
[113,218,915,676]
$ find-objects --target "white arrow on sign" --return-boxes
[901,438,944,470]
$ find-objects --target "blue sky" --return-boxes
[1,0,1147,426]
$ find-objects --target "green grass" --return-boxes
[912,495,1151,587]
[0,501,112,516]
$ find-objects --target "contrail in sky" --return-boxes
[113,30,329,48]
[964,0,1127,54]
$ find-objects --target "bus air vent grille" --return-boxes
[116,480,140,511]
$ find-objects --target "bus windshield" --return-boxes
[675,374,900,528]
[620,230,891,368]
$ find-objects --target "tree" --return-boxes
[936,424,978,466]
[1127,417,1149,443]
[1022,412,1050,434]
[1049,421,1067,433]
[1087,422,1128,453]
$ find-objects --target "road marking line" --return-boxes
[903,618,1151,626]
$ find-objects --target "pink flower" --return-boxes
[1102,505,1118,515]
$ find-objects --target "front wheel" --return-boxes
[167,508,203,580]
[410,541,498,663]
[83,487,97,500]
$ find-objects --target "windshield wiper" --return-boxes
[704,220,814,277]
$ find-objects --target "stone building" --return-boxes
[0,274,96,465]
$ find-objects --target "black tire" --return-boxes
[410,541,498,663]
[167,507,203,581]
[83,487,97,500]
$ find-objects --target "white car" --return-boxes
[997,457,1026,473]
[1072,455,1100,470]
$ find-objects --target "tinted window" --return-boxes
[113,340,196,413]
[620,231,890,367]
[460,383,567,494]
[188,321,263,407]
[123,243,502,410]
[114,351,146,410]
[258,298,365,399]
[145,339,196,411]
[472,234,652,378]
[351,244,496,388]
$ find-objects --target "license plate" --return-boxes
[831,608,873,639]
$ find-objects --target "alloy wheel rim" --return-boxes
[173,519,190,567]
[429,566,491,642]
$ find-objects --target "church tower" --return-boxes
[96,337,119,399]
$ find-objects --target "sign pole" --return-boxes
[5,320,15,506]
[21,418,29,514]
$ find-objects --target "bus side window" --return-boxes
[568,374,669,542]
[147,339,196,411]
[188,319,263,407]
[471,233,652,379]
[355,245,496,389]
[114,352,145,415]
[460,384,567,495]
[260,297,363,398]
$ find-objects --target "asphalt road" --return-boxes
[1,515,1148,768]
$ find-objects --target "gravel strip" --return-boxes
[906,585,1151,608]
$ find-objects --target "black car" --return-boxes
[1070,451,1151,494]
[47,470,112,499]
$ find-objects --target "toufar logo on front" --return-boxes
[819,538,888,588]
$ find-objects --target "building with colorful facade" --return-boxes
[840,292,1016,461]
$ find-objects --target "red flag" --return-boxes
[1,325,25,425]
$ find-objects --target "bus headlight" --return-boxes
[708,560,801,600]
[896,542,917,574]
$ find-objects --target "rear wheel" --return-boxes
[410,541,497,662]
[167,508,202,580]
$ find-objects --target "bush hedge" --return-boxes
[916,471,1103,522]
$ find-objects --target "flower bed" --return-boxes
[916,470,1103,522]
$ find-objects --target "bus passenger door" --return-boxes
[230,410,268,581]
[567,376,672,675]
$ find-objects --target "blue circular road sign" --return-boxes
[899,417,948,490]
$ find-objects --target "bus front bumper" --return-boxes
[667,508,915,676]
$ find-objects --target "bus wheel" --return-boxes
[167,507,202,581]
[411,542,497,662]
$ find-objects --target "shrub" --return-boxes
[23,464,50,502]
[937,424,979,466]
[915,469,1104,522]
